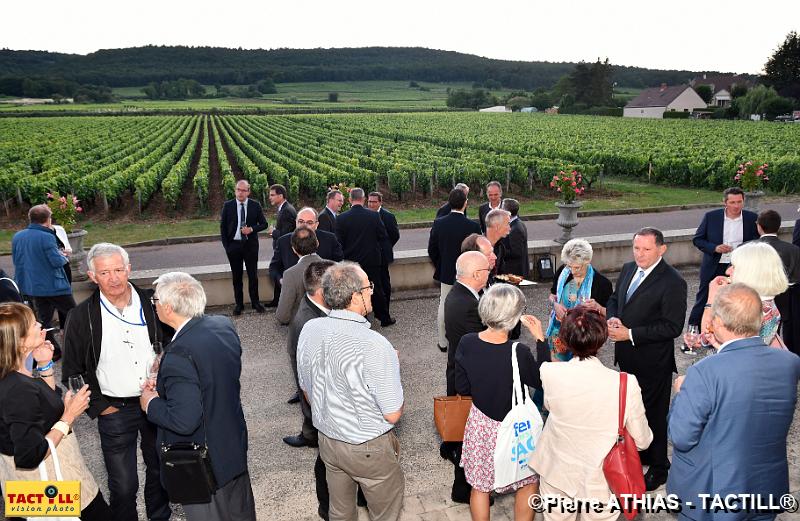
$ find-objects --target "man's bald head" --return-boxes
[711,283,763,340]
[456,251,491,291]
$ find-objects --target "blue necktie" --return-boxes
[625,269,644,302]
[239,202,247,241]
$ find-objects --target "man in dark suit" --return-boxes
[435,182,470,219]
[220,180,268,315]
[429,188,482,351]
[142,273,256,521]
[500,198,529,277]
[606,227,687,491]
[758,209,800,354]
[269,208,343,305]
[484,208,511,279]
[688,187,758,335]
[442,251,490,504]
[478,180,503,234]
[336,188,393,326]
[266,183,298,307]
[275,228,322,326]
[368,191,400,322]
[668,284,800,521]
[317,189,344,234]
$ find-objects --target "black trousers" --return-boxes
[379,263,392,317]
[688,263,729,326]
[623,368,672,471]
[363,264,389,323]
[32,294,75,353]
[97,398,170,521]
[225,241,260,307]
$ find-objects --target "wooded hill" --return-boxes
[0,46,724,91]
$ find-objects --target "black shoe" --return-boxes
[283,434,318,448]
[253,303,266,313]
[287,391,300,404]
[380,317,396,327]
[438,344,448,353]
[264,300,279,308]
[233,305,243,316]
[644,468,668,491]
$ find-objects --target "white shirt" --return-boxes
[720,212,744,264]
[172,318,191,340]
[96,286,156,397]
[307,296,329,314]
[627,257,663,345]
[52,225,72,253]
[234,200,247,241]
[717,336,760,353]
[450,210,464,215]
[456,280,481,301]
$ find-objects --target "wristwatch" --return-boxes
[52,420,71,437]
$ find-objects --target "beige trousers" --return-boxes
[539,478,620,521]
[437,283,453,348]
[319,431,405,521]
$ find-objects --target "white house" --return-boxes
[690,74,752,108]
[479,106,512,113]
[623,85,707,118]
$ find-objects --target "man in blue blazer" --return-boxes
[688,188,758,335]
[142,272,255,521]
[668,283,800,521]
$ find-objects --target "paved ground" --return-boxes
[3,202,800,275]
[7,268,798,521]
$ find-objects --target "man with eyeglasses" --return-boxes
[297,262,404,520]
[441,251,490,503]
[61,242,171,521]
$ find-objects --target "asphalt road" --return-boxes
[2,202,799,275]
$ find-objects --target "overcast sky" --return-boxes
[4,0,797,74]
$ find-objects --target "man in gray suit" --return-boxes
[758,209,800,353]
[276,228,322,325]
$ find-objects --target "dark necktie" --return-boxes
[240,203,247,241]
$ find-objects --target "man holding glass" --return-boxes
[61,242,171,521]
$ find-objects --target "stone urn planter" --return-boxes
[744,191,764,213]
[555,201,583,244]
[67,229,88,281]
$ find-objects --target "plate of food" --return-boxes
[494,274,536,286]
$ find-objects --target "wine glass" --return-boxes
[67,375,85,394]
[683,325,700,351]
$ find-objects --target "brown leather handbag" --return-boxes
[603,372,646,520]
[433,395,473,441]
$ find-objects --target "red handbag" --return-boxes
[602,372,646,521]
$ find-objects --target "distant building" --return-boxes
[690,74,753,108]
[520,107,538,113]
[479,106,512,113]
[623,84,707,118]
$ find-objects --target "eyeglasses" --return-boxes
[359,281,375,293]
[473,268,491,276]
[297,219,317,226]
[150,297,159,307]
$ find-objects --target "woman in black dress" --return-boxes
[0,302,111,519]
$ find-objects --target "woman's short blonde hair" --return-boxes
[478,283,525,332]
[0,303,36,379]
[730,242,789,298]
[560,239,593,266]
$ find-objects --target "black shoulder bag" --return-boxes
[159,353,218,504]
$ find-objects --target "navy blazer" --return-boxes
[693,208,758,284]
[271,201,297,246]
[147,316,249,490]
[667,337,800,521]
[336,204,388,267]
[428,212,481,285]
[378,207,400,265]
[317,207,337,234]
[219,198,268,251]
[268,229,343,279]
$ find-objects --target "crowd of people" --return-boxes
[1,180,799,521]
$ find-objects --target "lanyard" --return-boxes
[99,297,147,327]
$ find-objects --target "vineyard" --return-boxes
[1,113,800,217]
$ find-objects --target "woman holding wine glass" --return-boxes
[0,302,112,519]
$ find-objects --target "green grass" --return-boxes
[0,178,733,253]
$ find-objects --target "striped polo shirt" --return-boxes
[297,309,404,444]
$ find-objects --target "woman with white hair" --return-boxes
[455,284,547,521]
[701,241,789,347]
[546,239,612,362]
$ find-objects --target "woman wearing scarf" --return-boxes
[546,239,613,361]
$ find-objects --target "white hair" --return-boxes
[485,209,511,229]
[561,239,593,265]
[153,272,206,318]
[730,242,788,298]
[87,243,130,272]
[478,283,524,332]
